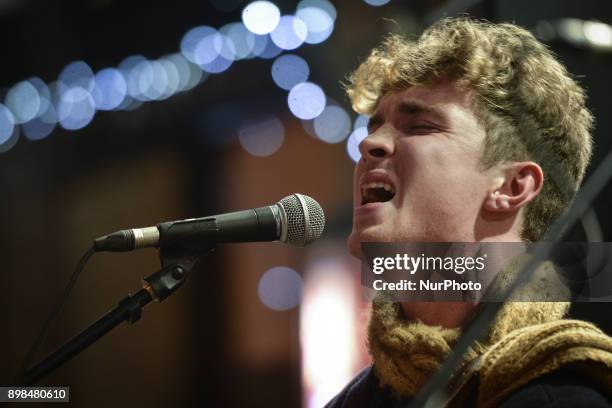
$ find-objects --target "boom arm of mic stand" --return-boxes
[21,248,210,386]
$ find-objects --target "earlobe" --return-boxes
[483,188,504,211]
[483,163,544,213]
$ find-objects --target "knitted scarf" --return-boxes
[368,258,612,405]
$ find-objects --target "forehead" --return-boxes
[374,80,476,120]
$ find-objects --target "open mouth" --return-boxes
[361,182,396,205]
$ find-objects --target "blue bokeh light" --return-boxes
[346,127,368,162]
[0,104,16,145]
[246,33,269,58]
[354,114,370,130]
[163,53,203,92]
[59,60,94,91]
[297,0,337,20]
[242,1,281,35]
[142,61,169,100]
[58,87,96,130]
[288,82,326,120]
[184,59,205,90]
[92,68,127,110]
[5,80,40,124]
[257,266,303,311]
[125,59,154,101]
[271,54,310,90]
[193,30,223,65]
[296,6,334,44]
[22,107,57,141]
[314,105,352,143]
[363,0,392,5]
[196,33,236,73]
[157,58,180,99]
[257,35,283,59]
[221,22,255,60]
[238,115,285,156]
[270,15,308,50]
[181,26,217,64]
[0,124,19,154]
[28,77,52,118]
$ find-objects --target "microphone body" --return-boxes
[93,194,324,253]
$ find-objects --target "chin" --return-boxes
[347,225,389,258]
[346,231,362,258]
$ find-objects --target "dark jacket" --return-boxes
[325,365,612,408]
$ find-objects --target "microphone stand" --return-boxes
[20,247,211,386]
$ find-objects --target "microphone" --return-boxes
[93,193,325,253]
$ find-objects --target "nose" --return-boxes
[359,128,394,163]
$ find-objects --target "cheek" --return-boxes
[400,143,487,210]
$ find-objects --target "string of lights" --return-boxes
[0,0,389,161]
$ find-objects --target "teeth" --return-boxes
[361,181,395,195]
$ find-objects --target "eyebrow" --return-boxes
[368,100,448,129]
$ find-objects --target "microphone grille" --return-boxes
[278,193,325,246]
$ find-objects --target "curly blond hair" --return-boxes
[346,17,593,241]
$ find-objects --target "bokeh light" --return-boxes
[181,26,217,64]
[0,104,16,145]
[221,22,256,60]
[301,118,318,139]
[142,60,170,100]
[59,60,94,91]
[242,1,281,35]
[185,60,206,90]
[258,266,303,311]
[297,0,337,21]
[163,53,204,92]
[314,105,351,143]
[583,21,612,48]
[246,33,270,58]
[92,68,127,110]
[353,114,369,130]
[346,126,368,162]
[22,102,57,141]
[157,58,180,100]
[270,15,308,50]
[29,77,52,118]
[119,55,148,102]
[0,0,339,145]
[125,58,154,101]
[257,35,283,59]
[271,54,310,90]
[288,82,326,120]
[301,259,358,408]
[22,111,56,141]
[193,30,225,65]
[363,0,392,6]
[5,80,40,124]
[296,6,334,44]
[57,87,96,130]
[238,114,285,156]
[196,32,236,73]
[0,124,19,154]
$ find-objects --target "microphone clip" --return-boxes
[143,245,215,303]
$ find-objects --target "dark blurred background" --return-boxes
[1,0,611,406]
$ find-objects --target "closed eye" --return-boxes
[408,124,438,133]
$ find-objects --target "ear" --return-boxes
[483,162,544,213]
